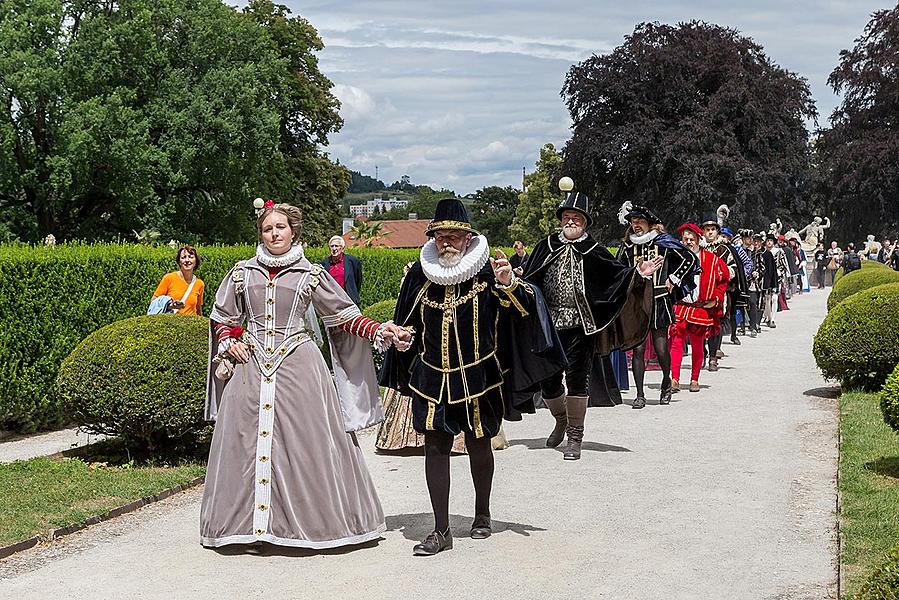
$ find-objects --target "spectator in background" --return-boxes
[827,241,843,286]
[813,243,828,289]
[321,235,363,306]
[509,240,529,276]
[843,242,862,275]
[151,245,205,315]
[891,241,899,271]
[877,239,893,264]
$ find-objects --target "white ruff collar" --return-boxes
[420,235,489,285]
[629,230,659,245]
[699,237,710,248]
[558,230,588,244]
[256,244,305,267]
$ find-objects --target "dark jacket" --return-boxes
[320,253,362,306]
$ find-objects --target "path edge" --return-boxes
[0,475,205,561]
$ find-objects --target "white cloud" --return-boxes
[332,84,377,121]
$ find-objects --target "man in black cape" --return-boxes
[379,198,565,556]
[522,185,663,460]
[616,202,697,407]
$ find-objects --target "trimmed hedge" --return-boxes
[0,243,417,432]
[855,544,899,599]
[881,363,899,434]
[828,267,899,311]
[833,258,889,285]
[363,299,399,324]
[56,315,209,455]
[813,283,899,391]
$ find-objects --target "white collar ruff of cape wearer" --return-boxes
[420,234,489,286]
[557,230,589,244]
[629,230,659,245]
[256,243,305,268]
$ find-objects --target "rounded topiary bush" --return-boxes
[833,259,889,285]
[881,363,899,434]
[813,283,899,391]
[855,544,899,599]
[363,299,398,323]
[56,315,210,455]
[828,267,899,310]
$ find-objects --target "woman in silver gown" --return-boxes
[200,202,405,550]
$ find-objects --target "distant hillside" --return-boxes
[348,170,386,193]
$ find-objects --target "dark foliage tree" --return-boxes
[348,170,386,193]
[561,21,818,239]
[817,6,899,244]
[471,186,519,246]
[0,0,347,244]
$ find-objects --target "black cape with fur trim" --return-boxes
[523,233,652,354]
[378,261,566,421]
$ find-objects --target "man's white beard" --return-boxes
[438,248,464,268]
[562,224,585,240]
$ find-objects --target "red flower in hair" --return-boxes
[264,200,275,208]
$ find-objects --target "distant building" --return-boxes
[348,196,408,218]
[344,217,430,249]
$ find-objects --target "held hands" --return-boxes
[226,341,251,364]
[490,249,514,286]
[381,322,413,351]
[637,256,665,277]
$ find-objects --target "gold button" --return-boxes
[264,362,273,369]
[266,329,274,336]
[260,431,269,437]
[249,344,256,350]
[259,478,269,485]
[279,348,286,355]
[264,376,272,383]
[259,455,268,462]
[266,347,273,353]
[263,403,272,410]
[257,504,267,511]
[267,281,274,288]
[254,528,264,535]
[266,314,273,320]
[267,298,274,304]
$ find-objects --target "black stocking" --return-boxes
[708,333,722,358]
[424,431,453,532]
[651,327,672,389]
[631,340,648,399]
[465,433,494,518]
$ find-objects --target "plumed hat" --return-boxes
[556,192,592,226]
[700,204,729,229]
[426,198,479,237]
[677,222,703,238]
[619,201,662,226]
[739,228,754,238]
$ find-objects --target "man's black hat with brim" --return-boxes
[426,198,480,237]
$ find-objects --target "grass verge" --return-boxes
[0,448,205,547]
[839,390,899,597]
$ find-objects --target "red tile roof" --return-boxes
[343,219,430,249]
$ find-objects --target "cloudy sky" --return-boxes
[284,1,889,195]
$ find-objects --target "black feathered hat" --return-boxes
[556,192,592,226]
[620,203,662,226]
[426,198,479,237]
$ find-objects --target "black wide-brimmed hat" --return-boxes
[700,212,720,229]
[556,192,592,226]
[426,198,479,237]
[622,203,662,225]
[765,232,777,241]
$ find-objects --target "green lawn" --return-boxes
[839,390,899,597]
[0,454,205,547]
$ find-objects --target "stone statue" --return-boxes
[863,234,881,260]
[768,218,783,236]
[797,216,831,252]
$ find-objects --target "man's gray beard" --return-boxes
[562,225,585,240]
[438,250,463,268]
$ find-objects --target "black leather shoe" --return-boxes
[470,515,492,539]
[413,529,453,556]
[730,337,741,345]
[659,387,672,405]
[632,396,646,409]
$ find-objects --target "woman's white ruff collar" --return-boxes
[420,235,490,285]
[256,244,305,267]
[629,230,659,245]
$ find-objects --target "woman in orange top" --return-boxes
[152,246,205,315]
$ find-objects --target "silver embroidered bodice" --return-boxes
[543,245,582,330]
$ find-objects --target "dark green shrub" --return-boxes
[881,363,899,434]
[813,283,899,390]
[56,315,209,455]
[828,267,899,310]
[0,243,414,432]
[363,299,399,323]
[855,544,899,599]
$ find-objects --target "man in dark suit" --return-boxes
[321,235,363,306]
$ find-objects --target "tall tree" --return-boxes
[0,0,347,244]
[561,21,817,239]
[817,6,899,243]
[509,143,564,245]
[471,186,518,246]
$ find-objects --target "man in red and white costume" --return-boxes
[668,223,730,393]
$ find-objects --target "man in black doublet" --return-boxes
[523,186,662,460]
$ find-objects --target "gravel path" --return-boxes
[0,290,838,600]
[0,428,107,464]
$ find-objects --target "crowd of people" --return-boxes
[188,190,896,559]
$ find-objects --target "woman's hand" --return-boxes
[226,341,251,364]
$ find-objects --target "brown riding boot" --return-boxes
[543,393,568,448]
[563,395,588,461]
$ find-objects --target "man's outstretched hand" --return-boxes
[638,255,665,277]
[490,249,514,286]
